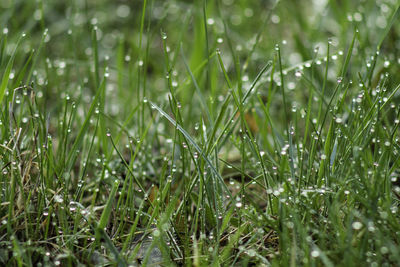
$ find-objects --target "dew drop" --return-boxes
[352,221,362,230]
[153,229,160,237]
[311,250,320,258]
[335,117,343,123]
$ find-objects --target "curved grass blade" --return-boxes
[376,2,400,51]
[149,101,231,197]
[0,34,25,104]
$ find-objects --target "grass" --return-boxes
[0,0,399,266]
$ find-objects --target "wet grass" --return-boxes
[0,0,400,266]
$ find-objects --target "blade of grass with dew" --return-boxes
[91,27,100,88]
[215,0,242,96]
[340,29,357,79]
[202,0,211,105]
[181,46,212,124]
[150,101,231,197]
[209,61,272,155]
[376,2,400,51]
[204,50,232,156]
[93,180,122,250]
[136,0,147,134]
[0,34,25,104]
[177,52,217,95]
[75,114,100,201]
[65,77,105,173]
[108,128,148,196]
[91,27,109,157]
[276,44,290,136]
[26,29,47,83]
[13,50,33,87]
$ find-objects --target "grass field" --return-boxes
[1,0,400,266]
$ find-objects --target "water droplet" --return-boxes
[116,4,131,18]
[153,229,160,237]
[311,250,320,258]
[54,195,63,203]
[352,221,362,230]
[271,14,280,24]
[247,249,256,257]
[273,190,280,196]
[335,117,343,123]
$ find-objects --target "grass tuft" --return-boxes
[0,0,399,265]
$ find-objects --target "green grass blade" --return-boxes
[0,34,24,104]
[65,77,105,172]
[150,101,231,197]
